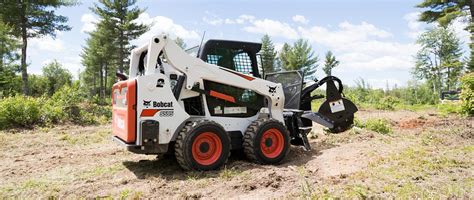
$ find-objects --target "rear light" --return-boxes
[112,80,137,143]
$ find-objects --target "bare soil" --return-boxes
[0,109,472,199]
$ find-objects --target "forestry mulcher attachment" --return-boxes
[112,34,357,170]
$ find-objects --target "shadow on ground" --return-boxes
[122,139,338,181]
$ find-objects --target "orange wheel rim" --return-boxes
[192,132,222,165]
[260,128,284,158]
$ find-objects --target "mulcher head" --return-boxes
[300,76,358,133]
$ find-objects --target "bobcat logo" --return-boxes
[268,85,277,96]
[268,86,277,94]
[143,100,151,107]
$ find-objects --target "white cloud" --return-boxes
[297,21,416,71]
[32,55,82,79]
[292,15,309,24]
[81,13,98,33]
[29,36,65,52]
[243,19,299,39]
[134,13,200,45]
[203,14,255,25]
[203,16,224,25]
[298,21,392,47]
[450,18,470,47]
[236,15,255,24]
[404,12,424,39]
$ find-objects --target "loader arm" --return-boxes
[129,35,285,122]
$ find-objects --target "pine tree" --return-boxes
[0,21,19,69]
[279,39,319,80]
[0,1,74,95]
[92,0,150,73]
[323,51,339,76]
[414,26,463,95]
[260,34,277,75]
[0,21,21,97]
[417,0,474,72]
[279,43,292,68]
[81,23,117,99]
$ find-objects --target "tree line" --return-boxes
[0,0,473,102]
[259,34,340,80]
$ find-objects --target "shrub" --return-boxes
[364,118,392,134]
[460,73,474,116]
[375,96,400,110]
[0,85,112,129]
[437,102,462,116]
[0,95,42,128]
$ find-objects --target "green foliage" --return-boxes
[279,39,319,80]
[81,0,149,99]
[375,96,399,111]
[417,1,469,26]
[417,0,473,72]
[0,21,19,68]
[28,74,48,97]
[0,95,42,129]
[81,23,116,99]
[437,102,462,116]
[0,84,111,130]
[0,21,21,97]
[260,34,278,75]
[343,78,439,111]
[0,66,21,98]
[42,60,72,96]
[460,72,474,115]
[92,0,150,73]
[414,26,463,96]
[323,51,339,76]
[361,118,392,134]
[0,1,74,95]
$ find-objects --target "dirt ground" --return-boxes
[0,109,472,199]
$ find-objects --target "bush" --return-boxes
[363,118,392,134]
[375,96,399,110]
[0,95,43,128]
[460,73,474,116]
[437,102,462,116]
[0,85,112,129]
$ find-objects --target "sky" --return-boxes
[26,0,470,89]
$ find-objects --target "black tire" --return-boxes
[243,118,290,164]
[174,120,231,171]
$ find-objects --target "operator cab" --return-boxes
[197,39,262,78]
[187,40,265,118]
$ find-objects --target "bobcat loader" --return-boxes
[112,34,357,170]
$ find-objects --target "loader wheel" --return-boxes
[175,120,231,171]
[243,118,290,164]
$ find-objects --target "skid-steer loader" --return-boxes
[112,34,357,170]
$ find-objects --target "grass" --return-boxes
[350,128,472,198]
[437,102,463,117]
[355,117,392,134]
[58,129,110,145]
[219,166,242,180]
[296,123,473,199]
[79,163,125,180]
[296,166,314,199]
[0,178,61,197]
[312,97,465,117]
[119,189,143,200]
